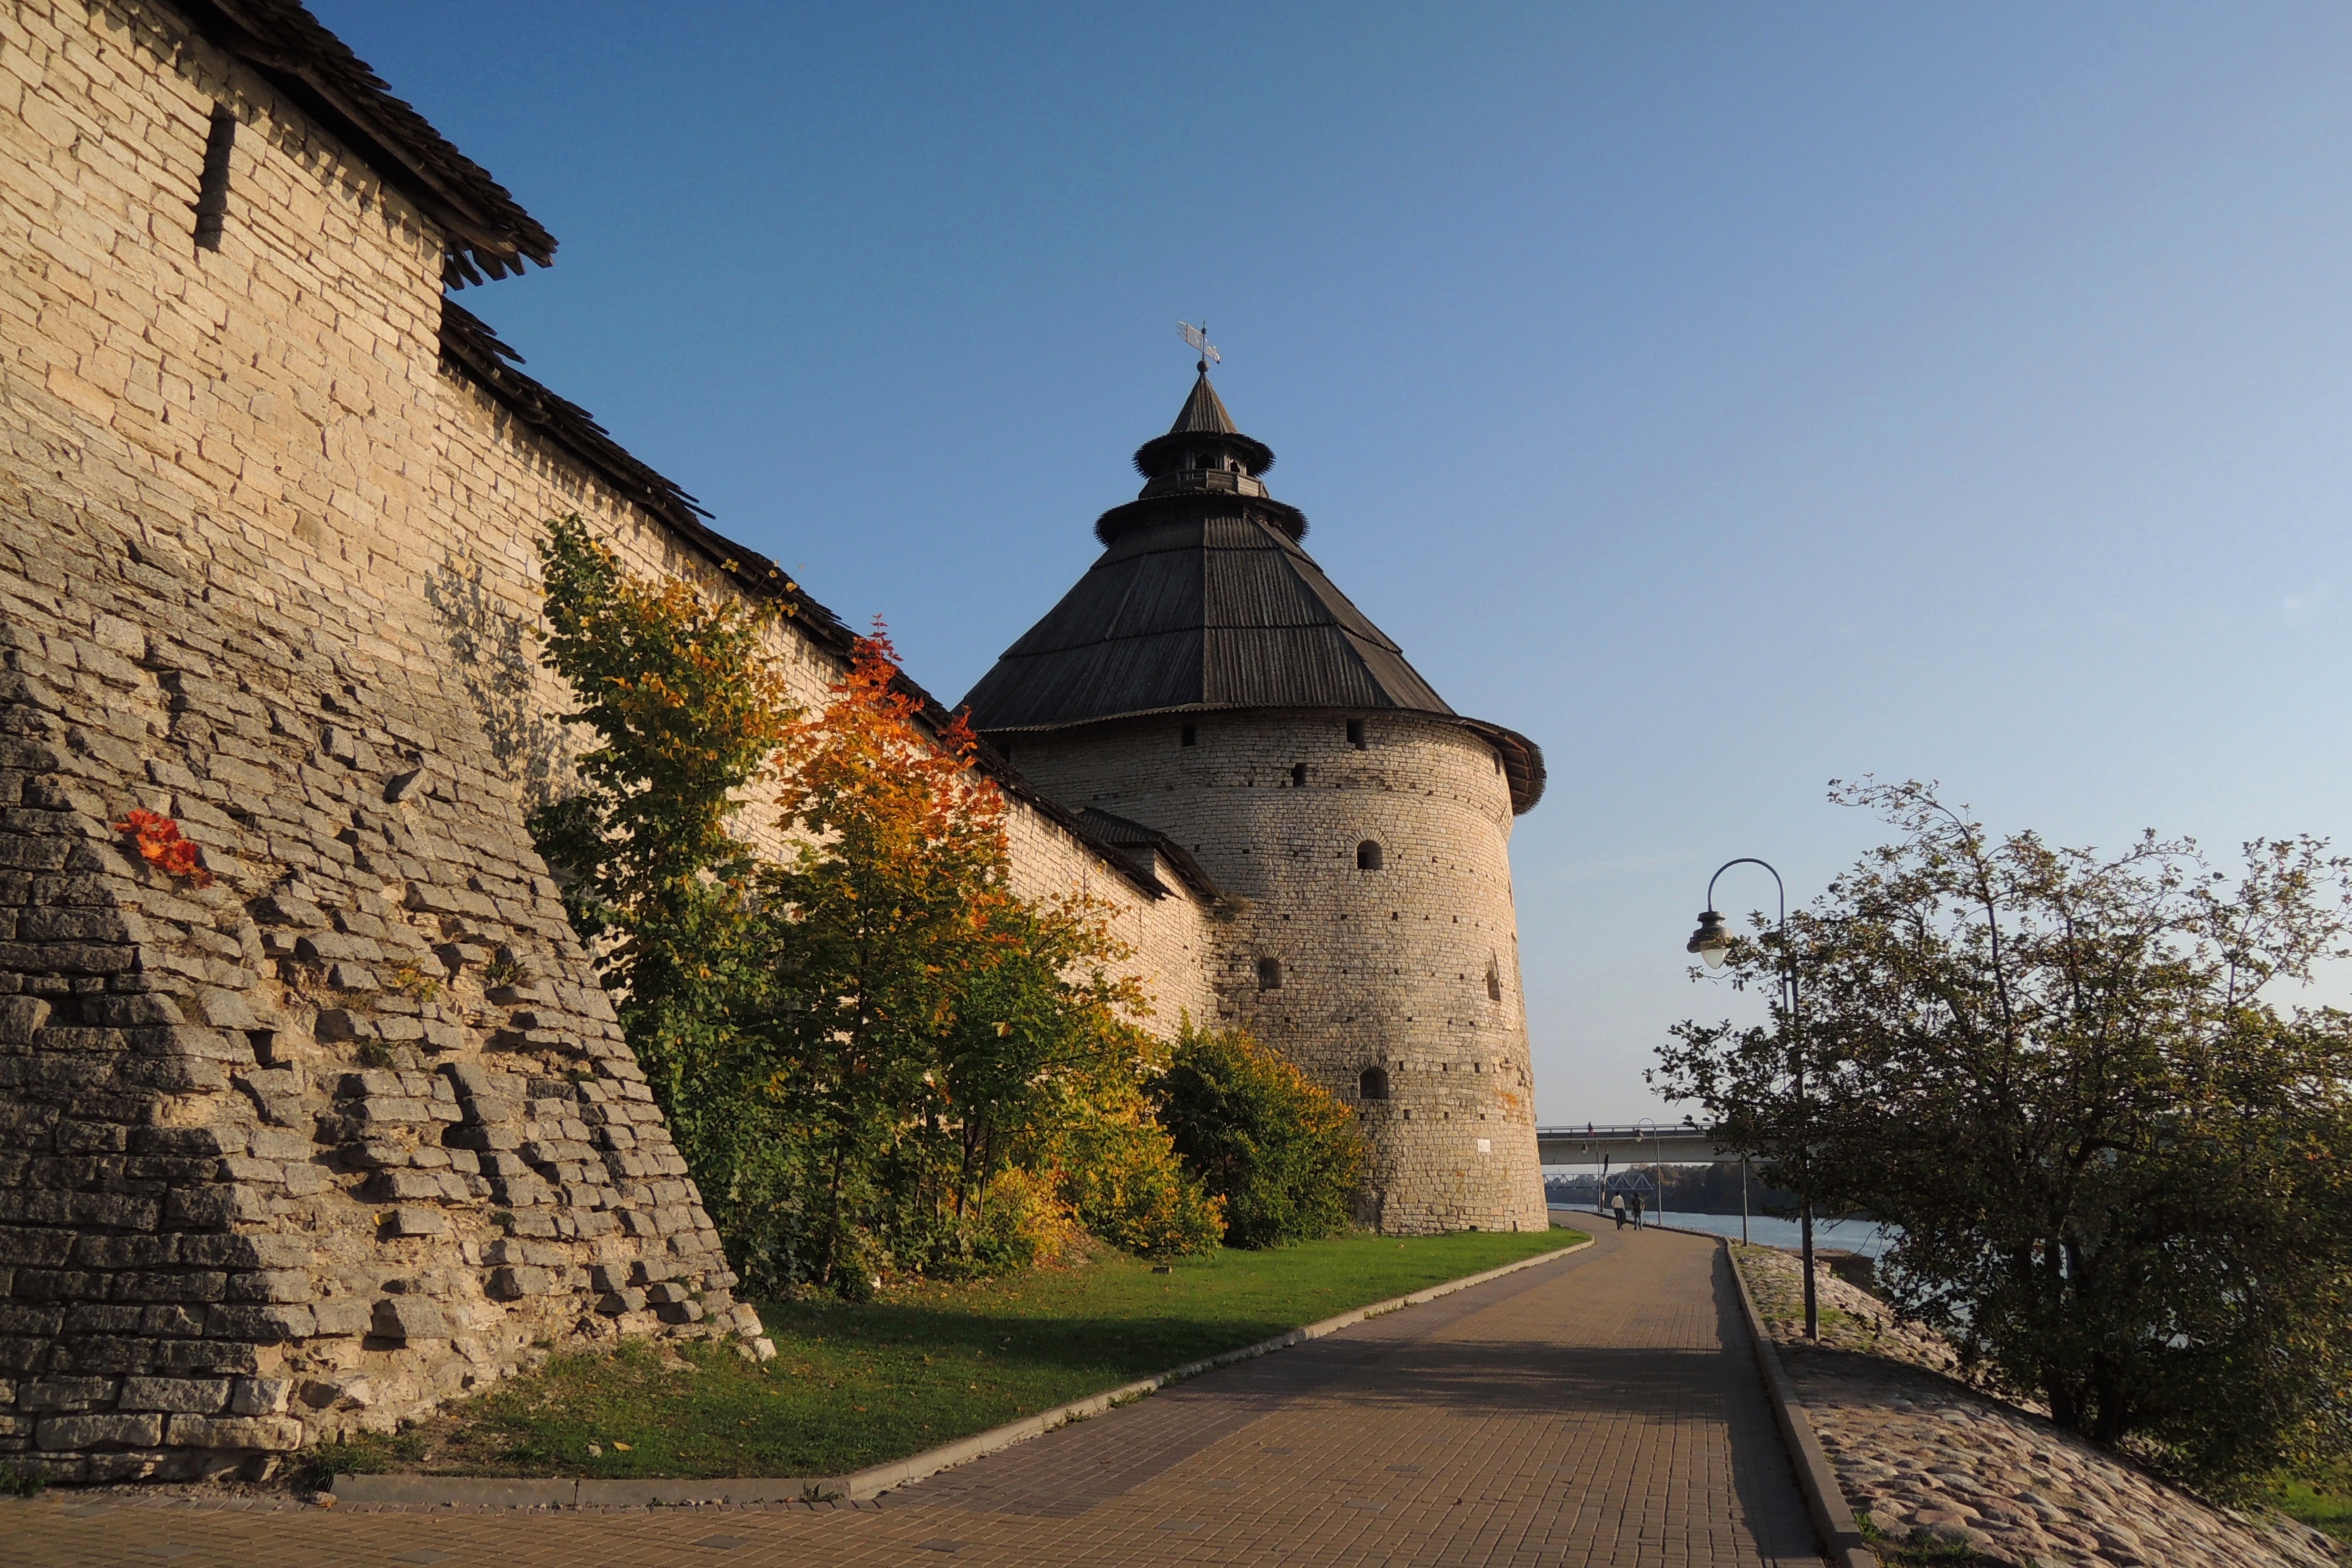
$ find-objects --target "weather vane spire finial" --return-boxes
[1178,319,1221,373]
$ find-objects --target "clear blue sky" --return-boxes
[321,2,2352,1122]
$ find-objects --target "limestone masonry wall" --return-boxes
[0,0,1214,1482]
[1006,711,1547,1234]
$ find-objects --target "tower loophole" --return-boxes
[1357,840,1383,870]
[1256,956,1282,990]
[1358,1065,1389,1101]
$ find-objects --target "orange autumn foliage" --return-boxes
[113,809,212,888]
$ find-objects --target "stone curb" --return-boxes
[1723,1238,1877,1568]
[336,1229,1595,1510]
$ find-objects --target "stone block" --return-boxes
[228,1376,292,1416]
[595,1287,646,1315]
[371,1297,449,1341]
[363,1170,446,1203]
[386,1206,447,1237]
[312,1007,367,1042]
[486,1265,548,1299]
[35,1412,162,1449]
[162,1413,304,1450]
[309,1300,371,1338]
[643,1281,690,1306]
[181,1234,311,1271]
[19,1375,117,1411]
[187,989,260,1029]
[0,994,54,1044]
[226,1270,315,1303]
[118,1376,230,1413]
[206,1304,314,1342]
[250,893,326,928]
[655,1299,704,1325]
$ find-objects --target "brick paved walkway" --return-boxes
[0,1223,1822,1568]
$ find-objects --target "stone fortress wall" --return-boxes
[0,0,1214,1482]
[1005,710,1548,1234]
[0,0,1551,1487]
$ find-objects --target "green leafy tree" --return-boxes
[525,518,796,1219]
[1654,779,2352,1491]
[1155,1021,1368,1248]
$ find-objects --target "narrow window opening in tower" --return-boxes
[1256,956,1282,990]
[1181,723,1197,746]
[1486,960,1503,1002]
[1347,719,1367,749]
[1358,1066,1389,1101]
[1357,840,1383,870]
[193,105,236,251]
[1291,762,1307,787]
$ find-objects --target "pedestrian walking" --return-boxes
[1631,1191,1645,1230]
[1611,1192,1626,1230]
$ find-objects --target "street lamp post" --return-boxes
[1686,858,1818,1340]
[1654,1123,1666,1229]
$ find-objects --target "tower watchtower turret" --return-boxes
[961,370,1548,1234]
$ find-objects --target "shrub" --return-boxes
[1054,1109,1227,1258]
[1155,1022,1367,1249]
[972,1165,1086,1272]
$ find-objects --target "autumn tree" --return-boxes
[1654,780,2352,1491]
[529,529,1223,1296]
[746,631,1221,1290]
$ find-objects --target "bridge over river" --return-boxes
[1537,1122,1745,1167]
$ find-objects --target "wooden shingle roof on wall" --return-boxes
[435,307,1204,902]
[170,0,556,287]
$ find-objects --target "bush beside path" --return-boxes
[323,1229,1579,1484]
[1731,1244,2342,1568]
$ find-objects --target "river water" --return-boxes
[1549,1204,1898,1261]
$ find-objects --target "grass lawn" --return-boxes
[2263,1465,2352,1549]
[318,1227,1582,1483]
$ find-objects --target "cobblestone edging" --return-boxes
[1730,1244,2343,1568]
[333,1233,1594,1510]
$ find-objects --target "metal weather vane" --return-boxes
[1178,319,1221,371]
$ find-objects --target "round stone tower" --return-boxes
[960,366,1549,1234]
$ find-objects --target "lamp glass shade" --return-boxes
[1686,910,1732,968]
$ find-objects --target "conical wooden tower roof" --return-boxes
[959,372,1544,811]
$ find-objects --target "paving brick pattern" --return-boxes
[0,1225,1822,1568]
